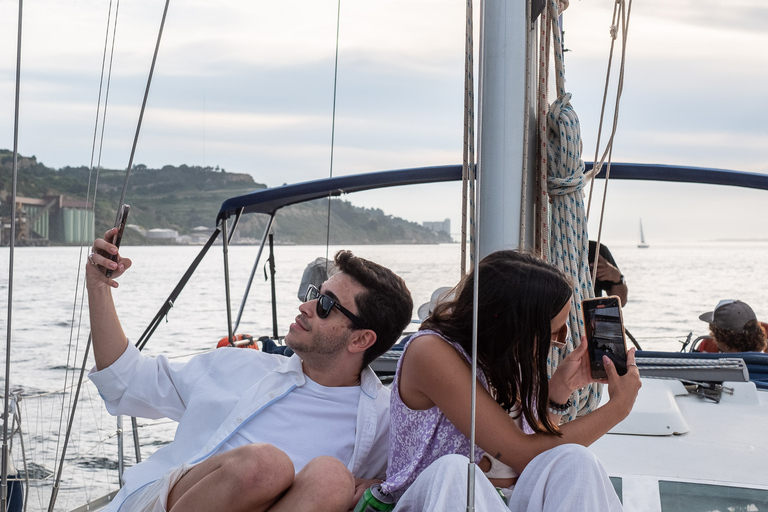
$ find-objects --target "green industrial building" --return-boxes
[1,195,94,246]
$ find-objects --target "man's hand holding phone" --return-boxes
[86,227,133,289]
[105,204,130,277]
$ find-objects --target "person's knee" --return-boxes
[550,444,598,465]
[435,454,470,471]
[228,444,295,496]
[297,456,354,509]
[423,454,471,484]
[536,444,608,483]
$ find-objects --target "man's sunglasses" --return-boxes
[304,284,367,330]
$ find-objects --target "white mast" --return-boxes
[467,3,540,509]
[477,0,538,258]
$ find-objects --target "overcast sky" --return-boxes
[1,0,766,243]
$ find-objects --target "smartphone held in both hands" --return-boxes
[105,204,130,278]
[582,296,628,379]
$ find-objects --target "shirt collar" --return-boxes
[359,365,382,398]
[274,354,381,398]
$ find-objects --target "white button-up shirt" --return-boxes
[89,343,390,511]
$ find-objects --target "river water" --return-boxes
[1,241,767,509]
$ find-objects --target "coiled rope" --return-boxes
[541,0,603,420]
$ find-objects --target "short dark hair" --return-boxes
[334,250,413,368]
[710,320,767,352]
[421,250,572,436]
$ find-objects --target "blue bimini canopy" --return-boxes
[587,162,768,191]
[217,165,463,222]
[217,162,768,222]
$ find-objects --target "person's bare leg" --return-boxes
[268,456,354,512]
[168,444,294,512]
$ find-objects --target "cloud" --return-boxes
[1,0,767,243]
[635,0,768,35]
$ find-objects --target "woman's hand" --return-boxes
[603,348,642,418]
[85,227,132,289]
[548,337,594,403]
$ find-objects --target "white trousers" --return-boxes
[119,464,193,512]
[393,445,622,512]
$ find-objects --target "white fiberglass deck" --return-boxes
[590,378,768,511]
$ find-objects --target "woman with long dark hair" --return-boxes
[381,250,641,511]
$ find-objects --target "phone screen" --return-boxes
[583,296,628,378]
[105,204,130,278]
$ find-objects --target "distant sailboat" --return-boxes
[638,219,650,248]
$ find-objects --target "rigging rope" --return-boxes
[3,2,24,510]
[325,0,343,267]
[586,0,633,220]
[466,0,489,507]
[534,0,552,259]
[55,0,118,501]
[519,0,534,250]
[115,0,171,219]
[541,0,603,420]
[586,0,633,285]
[460,0,475,276]
[48,0,173,508]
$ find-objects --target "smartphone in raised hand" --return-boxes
[582,296,628,379]
[105,204,130,278]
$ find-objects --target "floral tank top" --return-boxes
[381,329,489,498]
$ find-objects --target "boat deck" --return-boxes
[590,378,768,511]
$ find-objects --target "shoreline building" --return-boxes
[1,195,94,246]
[422,219,451,239]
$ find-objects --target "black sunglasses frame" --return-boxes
[304,284,367,330]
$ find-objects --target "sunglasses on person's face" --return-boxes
[304,284,366,330]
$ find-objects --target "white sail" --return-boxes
[638,219,649,248]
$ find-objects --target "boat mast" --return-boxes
[477,0,538,257]
[466,2,538,510]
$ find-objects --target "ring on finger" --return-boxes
[88,253,97,266]
[627,363,638,368]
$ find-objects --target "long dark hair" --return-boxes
[421,250,572,435]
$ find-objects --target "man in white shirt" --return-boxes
[86,229,413,512]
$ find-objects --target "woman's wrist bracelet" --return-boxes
[547,398,571,415]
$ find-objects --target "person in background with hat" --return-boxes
[417,287,454,321]
[699,299,767,353]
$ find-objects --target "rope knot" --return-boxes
[546,92,586,196]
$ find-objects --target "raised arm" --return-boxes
[398,334,640,475]
[85,228,133,370]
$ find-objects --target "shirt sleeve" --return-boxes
[89,342,217,421]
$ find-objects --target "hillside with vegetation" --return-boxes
[0,150,452,245]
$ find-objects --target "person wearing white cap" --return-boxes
[699,300,767,353]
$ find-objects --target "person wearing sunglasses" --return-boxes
[379,250,640,511]
[85,231,413,512]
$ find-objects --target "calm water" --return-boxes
[1,241,767,509]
